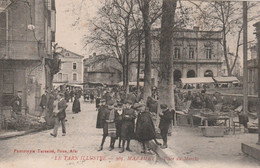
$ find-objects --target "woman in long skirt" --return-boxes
[72,96,81,113]
[135,104,161,153]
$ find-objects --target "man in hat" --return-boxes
[10,91,22,115]
[120,99,136,153]
[39,89,48,117]
[50,93,68,137]
[115,102,123,148]
[96,99,107,128]
[97,100,118,151]
[159,104,173,149]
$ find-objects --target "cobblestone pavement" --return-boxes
[0,99,166,168]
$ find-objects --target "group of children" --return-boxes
[96,94,173,153]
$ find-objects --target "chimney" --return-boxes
[193,26,199,31]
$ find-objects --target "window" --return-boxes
[174,47,180,59]
[189,48,194,59]
[73,73,77,81]
[73,62,77,70]
[58,73,62,82]
[65,53,70,56]
[48,10,51,27]
[206,47,212,59]
[51,0,56,10]
[249,69,253,82]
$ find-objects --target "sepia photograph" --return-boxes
[0,0,260,167]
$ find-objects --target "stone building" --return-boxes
[53,48,84,87]
[129,27,223,86]
[0,0,56,114]
[83,53,122,85]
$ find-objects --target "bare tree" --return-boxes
[191,1,260,76]
[86,0,140,93]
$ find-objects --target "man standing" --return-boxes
[50,93,68,137]
[69,89,74,102]
[119,100,136,153]
[159,104,173,149]
[39,89,48,117]
[10,91,22,115]
[46,90,55,127]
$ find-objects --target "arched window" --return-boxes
[174,70,182,83]
[187,70,195,78]
[204,70,213,77]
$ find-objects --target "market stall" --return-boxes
[180,77,215,89]
[213,76,240,88]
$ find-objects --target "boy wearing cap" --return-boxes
[50,93,68,137]
[119,100,136,153]
[159,104,173,149]
[97,100,118,151]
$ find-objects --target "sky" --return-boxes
[56,0,100,56]
[55,0,260,60]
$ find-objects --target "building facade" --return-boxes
[83,53,122,85]
[53,48,84,86]
[129,27,223,86]
[0,0,56,114]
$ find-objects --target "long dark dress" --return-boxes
[135,111,156,142]
[96,105,108,128]
[72,98,81,113]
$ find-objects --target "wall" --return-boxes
[0,60,46,114]
[53,55,83,84]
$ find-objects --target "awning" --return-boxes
[181,77,214,84]
[118,81,144,87]
[53,83,67,88]
[67,83,83,88]
[213,76,239,83]
[83,82,105,86]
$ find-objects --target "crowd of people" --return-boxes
[95,87,174,153]
[37,83,247,153]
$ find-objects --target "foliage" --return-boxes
[7,115,46,131]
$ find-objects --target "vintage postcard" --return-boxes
[0,0,260,168]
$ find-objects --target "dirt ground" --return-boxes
[167,126,260,168]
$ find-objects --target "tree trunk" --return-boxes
[142,0,152,101]
[123,50,126,90]
[223,26,231,76]
[157,0,177,126]
[230,28,243,75]
[137,35,141,95]
[125,28,130,94]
